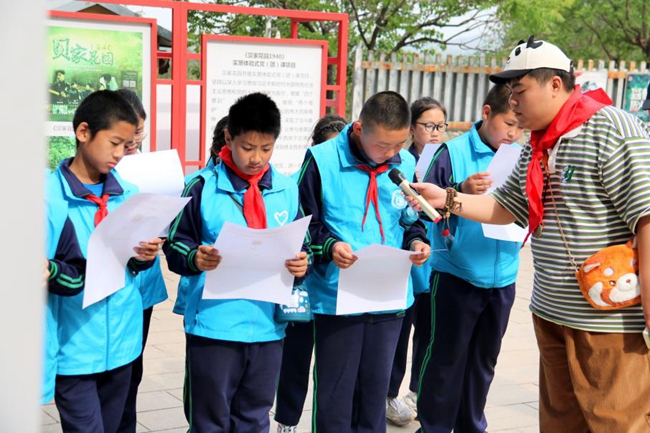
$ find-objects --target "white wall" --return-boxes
[0,2,46,432]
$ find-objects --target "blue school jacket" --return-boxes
[43,182,85,403]
[137,256,168,310]
[43,200,65,404]
[430,121,520,288]
[164,161,302,342]
[305,128,418,314]
[48,159,144,375]
[172,158,216,316]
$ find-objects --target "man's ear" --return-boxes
[550,76,564,96]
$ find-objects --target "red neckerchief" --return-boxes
[219,146,270,229]
[85,194,109,227]
[356,164,390,244]
[525,85,608,242]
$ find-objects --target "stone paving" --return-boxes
[41,246,539,432]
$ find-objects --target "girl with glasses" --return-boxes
[409,97,448,159]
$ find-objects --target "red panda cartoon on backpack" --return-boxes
[576,237,642,310]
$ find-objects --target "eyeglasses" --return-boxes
[416,122,448,133]
[134,132,148,144]
[125,132,147,150]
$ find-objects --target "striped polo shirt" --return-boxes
[492,106,650,332]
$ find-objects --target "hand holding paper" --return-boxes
[409,240,430,266]
[462,171,493,195]
[332,242,358,269]
[195,245,222,271]
[286,251,309,277]
[133,237,164,261]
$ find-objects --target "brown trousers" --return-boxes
[533,314,650,433]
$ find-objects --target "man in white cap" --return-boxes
[411,36,650,432]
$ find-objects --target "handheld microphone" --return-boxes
[389,168,442,223]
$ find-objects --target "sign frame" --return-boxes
[200,34,328,174]
[46,10,158,152]
[623,72,650,123]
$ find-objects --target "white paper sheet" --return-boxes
[202,216,312,304]
[484,144,522,194]
[415,143,442,181]
[336,244,421,315]
[115,149,185,196]
[84,193,191,308]
[481,144,528,242]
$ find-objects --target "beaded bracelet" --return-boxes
[443,187,462,218]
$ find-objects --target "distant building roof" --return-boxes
[50,1,172,47]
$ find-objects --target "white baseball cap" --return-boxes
[489,36,572,84]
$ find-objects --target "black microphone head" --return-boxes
[388,168,406,185]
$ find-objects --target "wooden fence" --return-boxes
[351,46,649,129]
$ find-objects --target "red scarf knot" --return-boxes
[524,85,608,242]
[356,164,390,244]
[219,146,270,229]
[85,193,109,227]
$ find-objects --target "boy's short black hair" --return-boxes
[483,84,513,117]
[526,68,575,92]
[211,115,229,158]
[311,114,347,145]
[410,97,447,125]
[360,91,410,131]
[72,90,139,147]
[227,92,281,139]
[115,88,147,121]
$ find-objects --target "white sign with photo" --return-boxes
[202,36,326,175]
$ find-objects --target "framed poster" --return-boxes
[575,70,609,93]
[623,73,650,123]
[202,35,327,175]
[46,11,156,170]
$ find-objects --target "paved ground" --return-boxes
[41,246,539,433]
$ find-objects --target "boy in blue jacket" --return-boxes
[163,92,310,432]
[297,91,431,433]
[417,83,524,433]
[48,90,162,433]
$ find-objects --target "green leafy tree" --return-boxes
[48,136,76,171]
[186,0,499,57]
[496,0,650,61]
[346,0,498,54]
[185,0,500,115]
